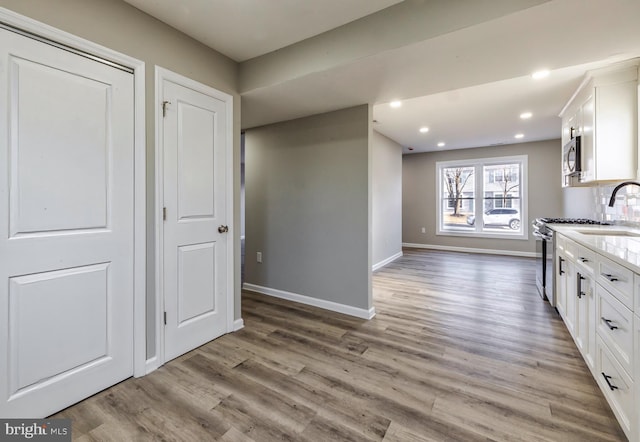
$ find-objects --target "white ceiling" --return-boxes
[122,0,404,62]
[123,0,640,154]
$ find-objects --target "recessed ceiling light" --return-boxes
[520,112,532,119]
[390,101,402,108]
[437,142,445,147]
[515,133,525,139]
[531,70,550,80]
[419,127,429,133]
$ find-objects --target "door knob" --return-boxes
[218,225,229,233]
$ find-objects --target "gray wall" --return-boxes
[372,131,403,266]
[403,139,563,253]
[0,0,241,359]
[244,105,372,310]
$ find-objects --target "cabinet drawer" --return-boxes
[564,238,577,260]
[574,245,596,275]
[597,255,633,309]
[596,285,634,375]
[596,336,634,439]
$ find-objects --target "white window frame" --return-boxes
[436,155,528,240]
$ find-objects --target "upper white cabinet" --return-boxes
[560,60,639,186]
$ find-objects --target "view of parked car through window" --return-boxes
[466,208,521,230]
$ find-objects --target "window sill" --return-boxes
[436,230,529,241]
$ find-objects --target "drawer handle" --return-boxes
[601,273,618,282]
[578,257,589,263]
[601,317,618,330]
[601,373,619,391]
[559,257,565,276]
[577,272,586,299]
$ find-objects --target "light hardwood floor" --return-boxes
[54,249,626,441]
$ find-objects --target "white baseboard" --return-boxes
[402,242,536,258]
[233,318,244,331]
[243,283,375,320]
[372,251,403,271]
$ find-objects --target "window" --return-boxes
[436,155,528,239]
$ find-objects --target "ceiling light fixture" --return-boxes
[515,133,525,139]
[390,100,402,108]
[419,127,429,133]
[437,142,445,147]
[520,112,532,119]
[531,69,550,80]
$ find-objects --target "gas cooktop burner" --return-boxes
[538,217,610,225]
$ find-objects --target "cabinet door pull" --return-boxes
[558,257,565,275]
[600,317,618,330]
[601,273,618,282]
[601,373,619,391]
[578,257,589,263]
[576,272,585,299]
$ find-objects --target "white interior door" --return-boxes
[0,29,135,418]
[161,76,229,363]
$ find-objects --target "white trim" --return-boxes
[0,8,148,379]
[233,319,245,331]
[240,235,246,240]
[153,67,165,369]
[372,251,403,271]
[145,356,159,375]
[436,155,529,241]
[154,66,235,367]
[243,283,376,320]
[402,242,536,258]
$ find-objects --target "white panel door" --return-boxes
[162,78,229,362]
[0,29,135,417]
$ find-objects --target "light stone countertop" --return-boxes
[550,224,640,274]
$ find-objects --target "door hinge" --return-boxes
[162,100,171,118]
[163,207,167,221]
[164,311,167,325]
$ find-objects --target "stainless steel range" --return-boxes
[532,217,609,307]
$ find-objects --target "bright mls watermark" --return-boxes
[0,419,71,441]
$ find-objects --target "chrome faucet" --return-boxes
[608,181,640,207]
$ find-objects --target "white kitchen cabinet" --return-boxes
[555,247,568,320]
[554,231,637,440]
[576,263,596,370]
[596,285,634,375]
[556,234,577,338]
[564,258,577,337]
[596,335,635,438]
[560,60,638,186]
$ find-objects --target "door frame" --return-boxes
[0,8,147,377]
[153,66,234,371]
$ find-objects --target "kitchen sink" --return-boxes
[576,229,640,237]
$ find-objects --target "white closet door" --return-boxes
[0,28,135,417]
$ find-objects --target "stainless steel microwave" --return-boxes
[563,135,581,181]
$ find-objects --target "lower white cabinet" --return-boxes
[555,233,637,440]
[596,285,634,375]
[576,265,596,369]
[596,335,635,438]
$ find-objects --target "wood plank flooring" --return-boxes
[54,249,626,441]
